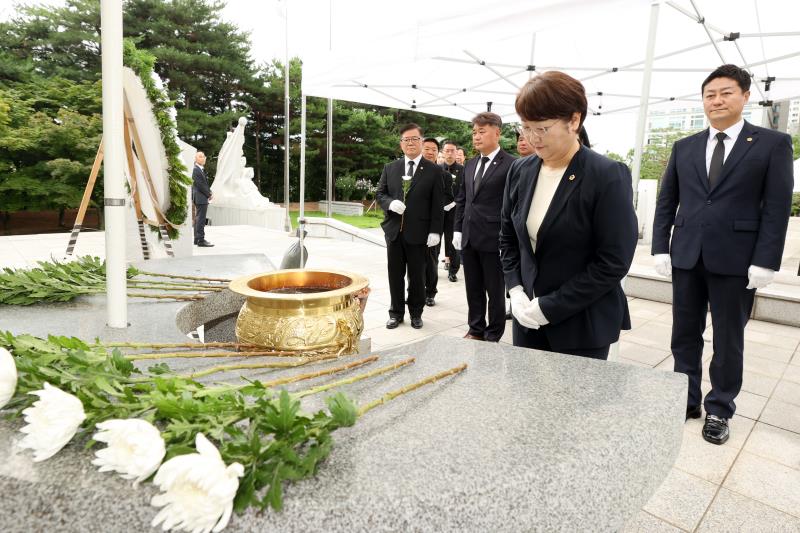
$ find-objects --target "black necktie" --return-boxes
[474,156,490,190]
[708,132,726,188]
[407,160,415,177]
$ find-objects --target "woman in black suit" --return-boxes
[499,71,638,359]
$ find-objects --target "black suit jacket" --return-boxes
[377,158,443,245]
[652,121,793,276]
[499,146,638,351]
[441,162,464,199]
[192,165,211,205]
[455,149,516,253]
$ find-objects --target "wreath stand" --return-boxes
[65,95,179,259]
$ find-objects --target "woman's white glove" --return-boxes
[443,202,456,212]
[389,200,406,214]
[653,254,671,278]
[509,286,539,330]
[426,233,441,247]
[452,231,462,250]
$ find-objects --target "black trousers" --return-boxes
[443,209,460,275]
[512,320,609,359]
[671,257,754,419]
[386,235,426,320]
[194,202,208,243]
[424,241,441,298]
[461,245,506,341]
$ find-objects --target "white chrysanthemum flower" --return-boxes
[0,347,17,409]
[151,433,244,533]
[93,419,166,486]
[18,382,86,461]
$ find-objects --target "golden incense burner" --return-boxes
[229,269,370,354]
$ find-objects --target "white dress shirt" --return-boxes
[473,146,501,181]
[705,118,744,173]
[403,154,423,176]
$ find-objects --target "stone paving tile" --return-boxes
[784,364,800,384]
[674,416,755,485]
[760,398,800,434]
[623,321,674,349]
[622,510,685,533]
[772,379,800,408]
[723,452,800,518]
[740,370,780,397]
[742,328,800,352]
[746,319,800,340]
[696,488,800,532]
[743,353,788,379]
[742,342,797,365]
[744,422,800,471]
[642,468,717,531]
[619,340,672,366]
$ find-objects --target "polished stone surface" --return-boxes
[0,336,686,532]
[0,254,272,343]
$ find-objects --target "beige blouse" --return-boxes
[526,165,566,251]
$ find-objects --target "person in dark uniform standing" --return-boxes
[453,113,516,342]
[192,151,214,247]
[377,124,443,330]
[652,64,793,445]
[421,137,452,306]
[440,140,464,282]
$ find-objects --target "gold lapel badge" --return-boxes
[746,137,752,142]
[568,174,576,181]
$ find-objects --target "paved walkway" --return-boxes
[1,224,799,531]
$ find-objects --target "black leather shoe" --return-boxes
[686,405,702,421]
[386,317,403,329]
[448,273,458,282]
[410,317,423,329]
[196,240,214,247]
[463,333,484,341]
[702,414,729,445]
[425,297,435,307]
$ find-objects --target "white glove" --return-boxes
[426,233,440,247]
[452,231,462,251]
[443,201,456,212]
[654,254,671,278]
[746,265,775,290]
[529,297,550,326]
[509,286,539,329]
[389,200,406,214]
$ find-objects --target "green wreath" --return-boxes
[122,39,192,239]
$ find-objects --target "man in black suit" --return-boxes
[453,112,516,342]
[192,151,214,247]
[377,124,444,329]
[652,64,794,445]
[421,137,452,306]
[440,140,464,282]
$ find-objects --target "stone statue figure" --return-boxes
[210,116,272,210]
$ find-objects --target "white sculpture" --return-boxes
[211,117,273,209]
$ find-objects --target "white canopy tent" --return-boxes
[291,0,800,209]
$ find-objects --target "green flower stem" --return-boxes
[127,279,227,289]
[126,283,223,292]
[100,341,260,350]
[182,354,341,379]
[127,350,297,360]
[134,270,231,283]
[127,292,204,301]
[294,357,415,399]
[356,363,467,417]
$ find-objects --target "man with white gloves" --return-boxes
[453,112,516,342]
[652,64,793,445]
[376,123,443,330]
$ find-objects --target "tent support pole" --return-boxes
[326,98,333,217]
[631,0,660,210]
[299,93,307,267]
[100,0,127,328]
[283,2,291,232]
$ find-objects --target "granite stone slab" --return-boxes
[0,254,272,342]
[0,336,686,532]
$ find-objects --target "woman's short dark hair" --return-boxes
[515,71,587,126]
[701,64,751,93]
